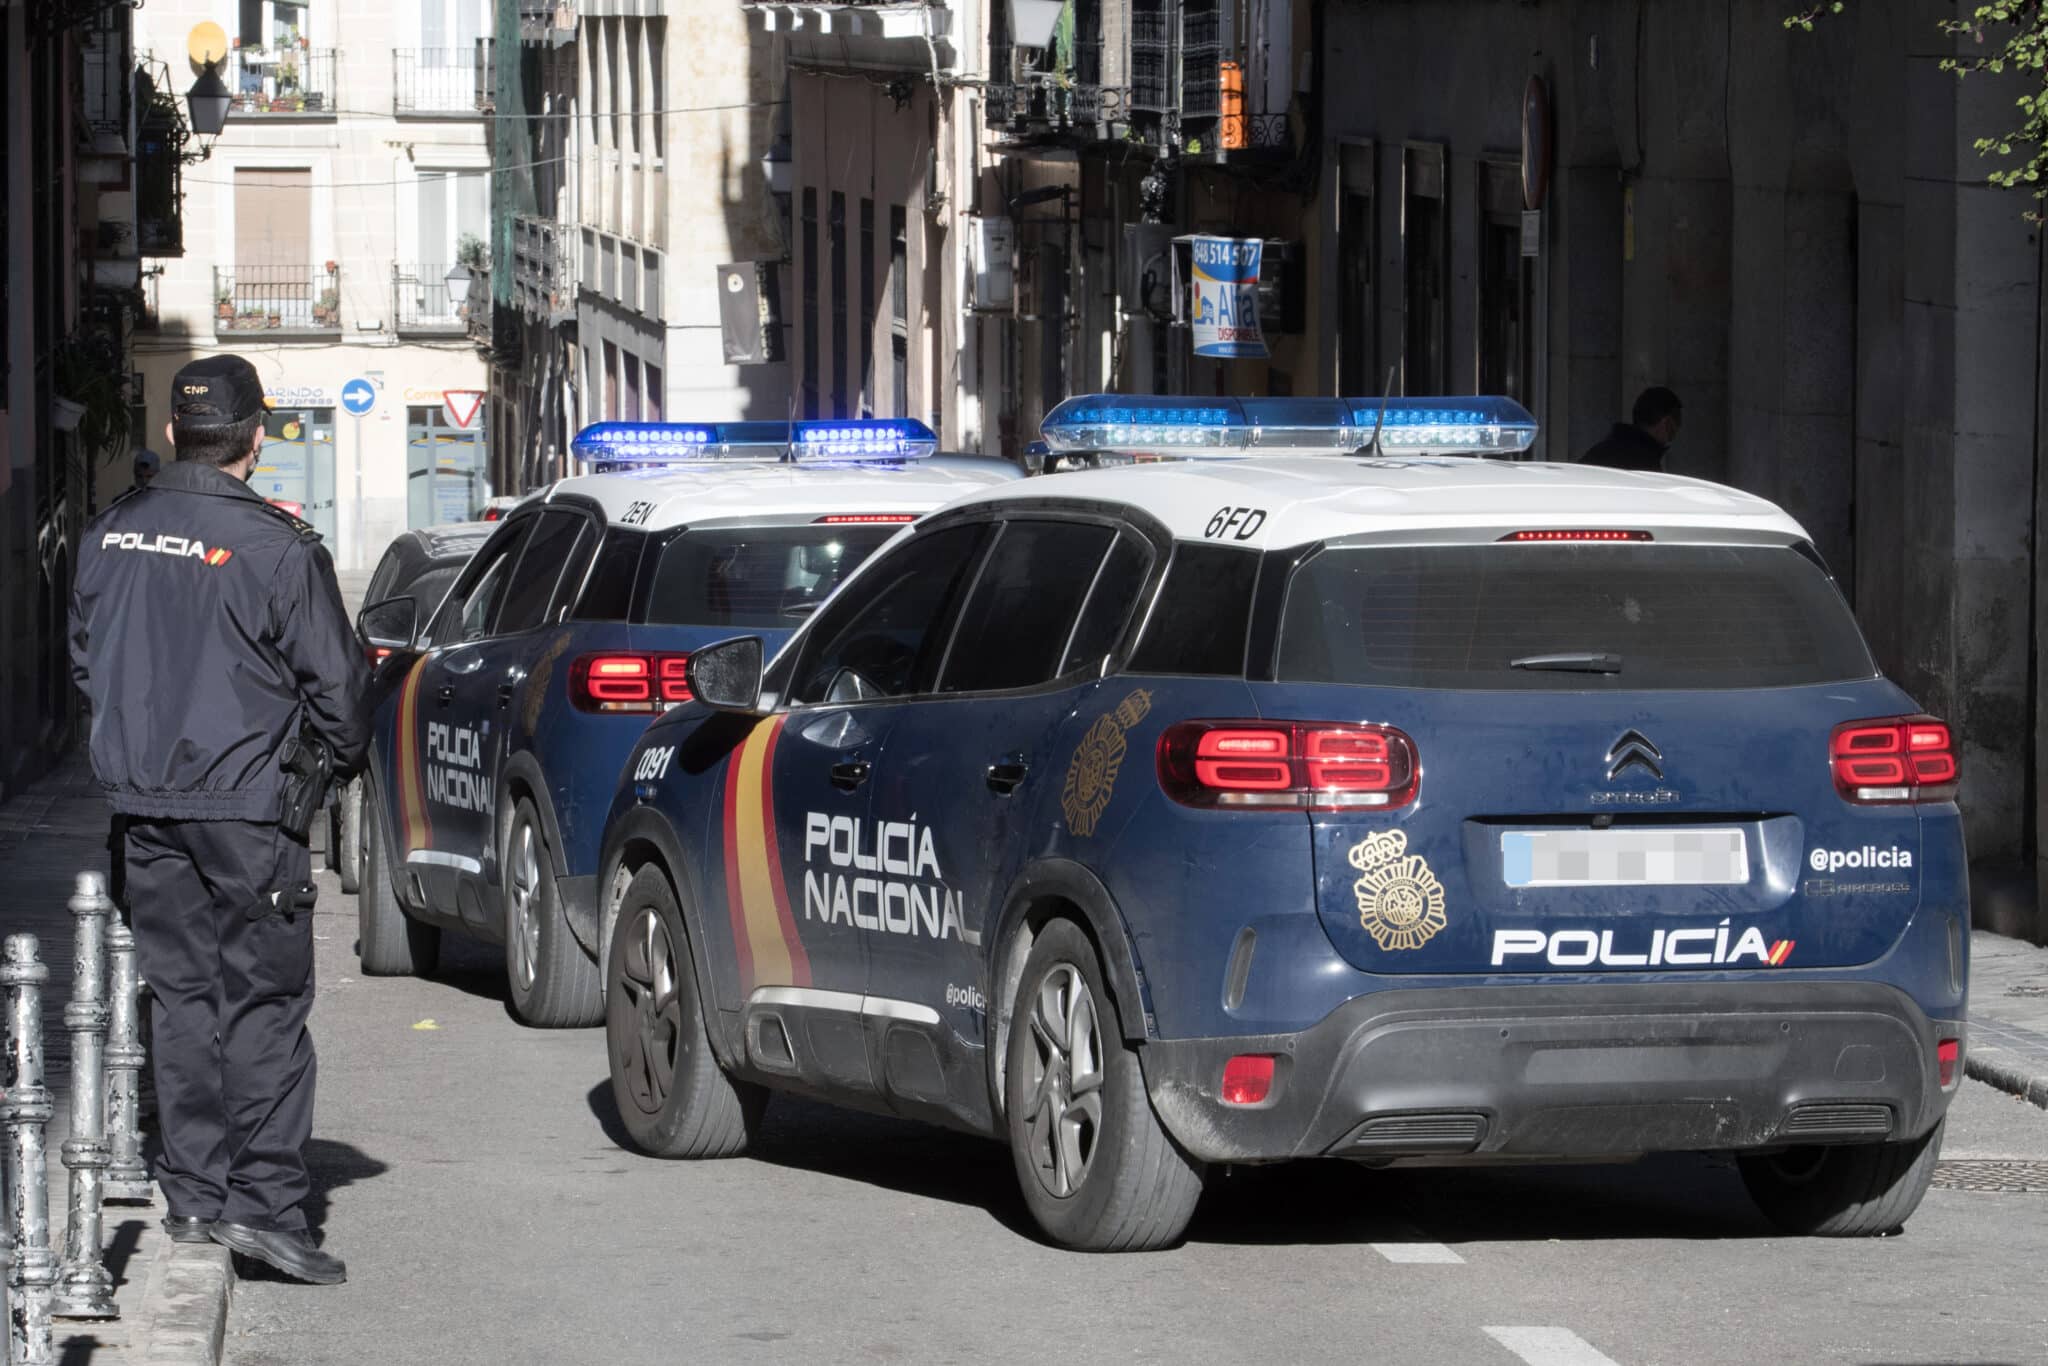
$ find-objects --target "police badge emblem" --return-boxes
[1348,829,1448,952]
[1061,688,1153,836]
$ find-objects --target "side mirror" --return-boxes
[686,636,766,714]
[357,596,418,652]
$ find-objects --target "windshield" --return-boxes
[1276,542,1876,690]
[644,524,897,629]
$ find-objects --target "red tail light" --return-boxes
[571,652,692,713]
[482,506,503,522]
[1829,715,1958,803]
[365,645,393,664]
[1937,1038,1960,1089]
[1159,720,1419,810]
[1220,1054,1276,1106]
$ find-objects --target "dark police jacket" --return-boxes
[68,461,371,822]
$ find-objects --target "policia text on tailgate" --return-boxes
[594,396,1968,1252]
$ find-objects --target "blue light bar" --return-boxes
[571,419,937,468]
[1039,394,1538,458]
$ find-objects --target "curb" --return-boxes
[1966,1049,2048,1112]
[141,1244,234,1365]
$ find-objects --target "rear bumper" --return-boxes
[1139,981,1960,1165]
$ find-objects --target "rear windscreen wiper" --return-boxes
[1510,651,1623,674]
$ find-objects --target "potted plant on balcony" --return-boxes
[216,285,234,322]
[51,330,132,462]
[313,286,339,325]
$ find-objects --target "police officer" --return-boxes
[68,355,368,1285]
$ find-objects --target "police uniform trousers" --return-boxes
[124,818,317,1231]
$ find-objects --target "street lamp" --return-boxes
[185,59,231,155]
[444,262,473,308]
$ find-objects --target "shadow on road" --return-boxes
[228,1136,391,1284]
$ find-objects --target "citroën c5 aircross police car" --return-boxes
[591,395,1968,1251]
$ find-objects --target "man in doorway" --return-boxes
[69,354,368,1284]
[1582,386,1682,472]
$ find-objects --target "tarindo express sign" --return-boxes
[1190,236,1267,360]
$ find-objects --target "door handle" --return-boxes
[986,759,1030,794]
[829,759,871,792]
[436,685,456,705]
[496,684,515,709]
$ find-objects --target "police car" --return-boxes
[594,393,1969,1252]
[352,419,1018,1027]
[326,521,494,895]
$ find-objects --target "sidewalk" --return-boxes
[1967,930,2048,1108]
[0,750,232,1365]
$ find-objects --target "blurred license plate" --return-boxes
[1501,829,1748,888]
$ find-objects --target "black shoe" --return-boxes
[162,1215,216,1245]
[209,1222,347,1285]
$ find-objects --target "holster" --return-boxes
[247,881,319,923]
[277,732,335,841]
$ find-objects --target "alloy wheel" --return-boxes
[509,818,542,992]
[612,906,682,1117]
[1019,961,1105,1199]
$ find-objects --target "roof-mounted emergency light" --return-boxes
[572,418,938,470]
[1037,394,1537,459]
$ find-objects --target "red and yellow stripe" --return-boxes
[205,547,234,566]
[393,656,434,855]
[721,716,810,994]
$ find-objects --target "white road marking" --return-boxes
[1484,1326,1623,1366]
[1369,1241,1465,1263]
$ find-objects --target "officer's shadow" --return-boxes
[140,1134,388,1271]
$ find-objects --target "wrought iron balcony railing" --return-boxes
[394,263,475,334]
[466,261,495,347]
[394,49,482,116]
[212,265,342,336]
[512,215,574,323]
[520,0,575,45]
[225,46,336,116]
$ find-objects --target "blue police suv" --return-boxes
[593,396,1968,1250]
[352,419,1016,1026]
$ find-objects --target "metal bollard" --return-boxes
[101,915,149,1204]
[3,934,57,1365]
[52,875,116,1322]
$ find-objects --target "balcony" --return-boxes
[225,46,337,117]
[520,0,575,46]
[466,260,495,348]
[511,215,575,325]
[475,37,495,113]
[212,265,343,338]
[986,74,1124,145]
[394,263,475,336]
[394,49,484,117]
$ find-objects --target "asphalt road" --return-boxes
[221,852,2048,1366]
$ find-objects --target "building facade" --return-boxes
[132,0,494,572]
[0,0,148,795]
[483,0,790,498]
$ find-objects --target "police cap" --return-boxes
[171,355,267,429]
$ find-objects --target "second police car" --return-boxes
[594,394,1969,1252]
[353,420,1017,1025]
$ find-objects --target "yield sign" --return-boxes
[443,389,486,429]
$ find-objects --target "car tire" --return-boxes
[1737,1117,1946,1236]
[1003,918,1205,1251]
[503,797,603,1028]
[358,772,440,978]
[322,804,340,873]
[605,864,765,1157]
[336,777,363,896]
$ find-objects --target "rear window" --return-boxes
[643,524,896,630]
[1277,543,1876,691]
[402,566,461,619]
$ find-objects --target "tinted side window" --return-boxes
[1061,532,1151,676]
[1127,542,1259,676]
[940,521,1115,693]
[365,546,404,604]
[576,527,645,622]
[791,523,989,704]
[428,521,531,648]
[496,511,589,635]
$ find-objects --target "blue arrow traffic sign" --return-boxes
[340,378,376,416]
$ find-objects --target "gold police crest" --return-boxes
[1062,689,1153,836]
[1349,829,1447,952]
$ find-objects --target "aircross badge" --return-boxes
[1349,829,1448,952]
[1062,689,1153,836]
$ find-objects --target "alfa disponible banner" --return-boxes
[1190,236,1267,359]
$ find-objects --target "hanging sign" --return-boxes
[1189,236,1267,360]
